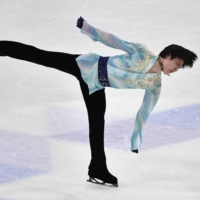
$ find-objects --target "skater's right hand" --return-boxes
[131,149,139,154]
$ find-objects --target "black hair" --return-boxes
[159,44,198,68]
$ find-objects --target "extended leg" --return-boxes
[0,41,81,79]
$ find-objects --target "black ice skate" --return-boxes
[87,170,118,187]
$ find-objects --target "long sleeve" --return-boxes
[131,87,161,151]
[79,18,140,54]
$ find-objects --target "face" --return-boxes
[162,55,184,76]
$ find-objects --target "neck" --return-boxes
[147,57,163,73]
[158,57,164,71]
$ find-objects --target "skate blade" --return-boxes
[87,177,118,187]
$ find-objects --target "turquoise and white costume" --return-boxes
[76,19,161,151]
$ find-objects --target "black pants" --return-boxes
[0,41,107,174]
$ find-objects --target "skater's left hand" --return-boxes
[77,16,84,29]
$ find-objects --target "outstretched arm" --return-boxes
[131,87,161,152]
[76,17,140,54]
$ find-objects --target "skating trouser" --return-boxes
[0,41,107,173]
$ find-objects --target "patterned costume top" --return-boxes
[76,17,161,151]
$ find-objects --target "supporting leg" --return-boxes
[79,79,118,185]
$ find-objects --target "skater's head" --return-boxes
[159,44,198,76]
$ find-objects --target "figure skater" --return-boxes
[0,17,197,187]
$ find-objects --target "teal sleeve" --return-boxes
[80,20,140,54]
[131,87,161,151]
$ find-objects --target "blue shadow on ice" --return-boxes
[0,164,47,184]
[49,103,200,151]
[0,130,50,184]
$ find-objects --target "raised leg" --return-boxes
[0,41,81,79]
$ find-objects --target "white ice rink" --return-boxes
[0,0,200,199]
